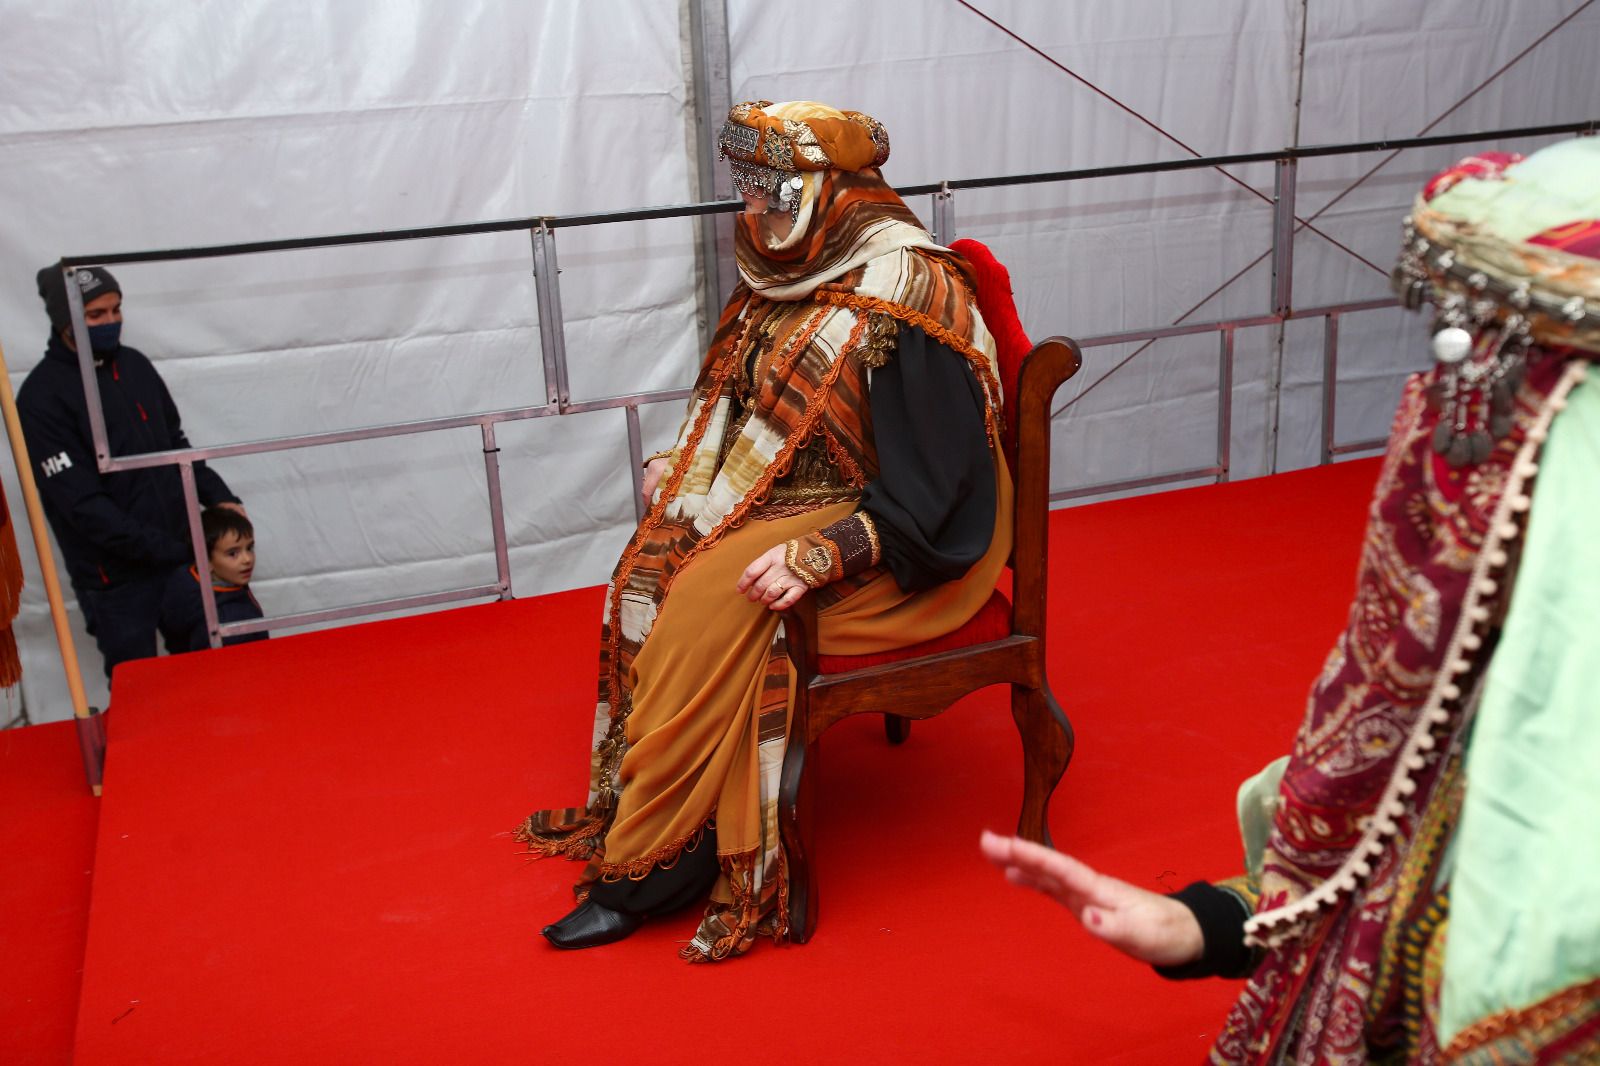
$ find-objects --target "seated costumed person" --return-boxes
[983,136,1600,1063]
[518,100,1010,960]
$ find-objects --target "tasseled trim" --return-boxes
[819,423,868,488]
[814,289,1004,449]
[512,804,613,862]
[1442,976,1600,1061]
[651,314,870,604]
[1244,358,1590,950]
[596,820,711,882]
[602,305,835,714]
[677,849,790,963]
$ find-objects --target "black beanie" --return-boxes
[36,264,121,335]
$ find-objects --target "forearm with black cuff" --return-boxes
[783,511,882,589]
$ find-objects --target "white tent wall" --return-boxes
[1,2,1596,723]
[0,1,705,722]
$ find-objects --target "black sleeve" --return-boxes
[157,568,207,654]
[216,589,268,646]
[19,396,190,568]
[154,373,238,508]
[860,324,996,592]
[1153,881,1260,981]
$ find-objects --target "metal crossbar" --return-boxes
[49,119,1598,650]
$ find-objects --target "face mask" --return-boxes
[87,321,122,355]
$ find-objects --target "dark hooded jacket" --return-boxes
[16,334,238,590]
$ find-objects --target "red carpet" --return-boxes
[0,720,100,1066]
[7,458,1378,1065]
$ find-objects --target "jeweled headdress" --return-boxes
[717,100,891,221]
[1391,137,1600,465]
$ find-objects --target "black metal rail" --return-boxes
[57,119,1595,269]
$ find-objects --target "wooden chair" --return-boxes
[779,239,1082,942]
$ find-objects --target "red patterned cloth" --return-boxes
[1209,348,1575,1065]
[1420,152,1522,203]
[1527,218,1600,259]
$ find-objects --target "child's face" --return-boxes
[209,531,255,586]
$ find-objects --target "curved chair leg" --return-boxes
[1010,682,1074,847]
[883,714,911,745]
[778,736,819,943]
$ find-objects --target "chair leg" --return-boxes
[779,736,819,943]
[883,714,911,745]
[1010,682,1074,847]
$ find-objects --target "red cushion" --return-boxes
[815,589,1013,674]
[950,238,1034,471]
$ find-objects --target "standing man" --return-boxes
[17,264,243,681]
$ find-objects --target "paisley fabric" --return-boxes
[1209,349,1581,1065]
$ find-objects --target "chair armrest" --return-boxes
[779,593,821,686]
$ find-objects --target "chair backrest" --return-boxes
[950,238,1032,472]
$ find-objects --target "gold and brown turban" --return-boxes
[717,100,891,174]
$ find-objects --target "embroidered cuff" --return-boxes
[783,512,882,590]
[642,449,674,469]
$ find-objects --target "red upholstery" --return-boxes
[815,589,1013,673]
[950,238,1034,471]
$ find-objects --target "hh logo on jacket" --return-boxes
[41,451,72,477]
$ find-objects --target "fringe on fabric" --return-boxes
[595,821,710,882]
[512,800,614,862]
[814,288,1004,448]
[1443,977,1600,1064]
[677,849,791,963]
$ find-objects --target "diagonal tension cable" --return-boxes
[1025,0,1597,416]
[954,0,1387,275]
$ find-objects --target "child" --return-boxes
[160,507,268,653]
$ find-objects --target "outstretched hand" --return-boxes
[978,830,1204,968]
[737,544,808,612]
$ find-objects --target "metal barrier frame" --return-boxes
[50,118,1595,649]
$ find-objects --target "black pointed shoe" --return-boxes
[541,899,643,949]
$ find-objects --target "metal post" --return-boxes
[62,265,114,469]
[1216,328,1234,482]
[1264,157,1299,476]
[1321,313,1340,464]
[931,183,956,245]
[530,222,571,409]
[625,404,647,524]
[179,462,221,649]
[1270,158,1297,318]
[480,422,513,598]
[687,0,735,323]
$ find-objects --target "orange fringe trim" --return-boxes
[512,811,608,862]
[678,848,790,963]
[602,332,747,714]
[1443,976,1600,1058]
[820,423,868,488]
[813,290,1004,448]
[665,313,869,591]
[596,820,712,882]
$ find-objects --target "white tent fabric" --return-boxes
[1,1,1596,722]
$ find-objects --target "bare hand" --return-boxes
[736,544,808,612]
[979,830,1204,967]
[216,501,248,519]
[642,457,671,506]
